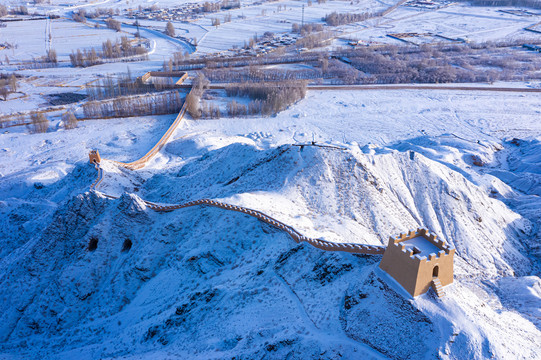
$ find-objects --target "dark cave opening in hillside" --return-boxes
[122,238,132,252]
[88,237,98,251]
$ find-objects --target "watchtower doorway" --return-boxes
[432,265,439,278]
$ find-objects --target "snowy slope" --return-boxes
[1,86,540,359]
[0,135,540,359]
[0,188,537,360]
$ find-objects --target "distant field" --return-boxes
[0,18,127,62]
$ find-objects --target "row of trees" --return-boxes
[295,30,335,49]
[10,5,29,15]
[199,0,240,13]
[28,113,48,133]
[72,8,120,22]
[185,74,210,119]
[180,39,541,85]
[14,49,57,69]
[25,110,77,133]
[86,72,175,101]
[70,37,148,67]
[324,11,380,26]
[102,37,147,58]
[169,51,322,71]
[292,23,323,35]
[0,74,18,101]
[2,109,77,131]
[225,80,307,116]
[462,0,541,8]
[82,91,184,119]
[105,18,121,32]
[200,101,221,119]
[202,66,320,83]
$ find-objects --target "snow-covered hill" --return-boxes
[0,130,540,359]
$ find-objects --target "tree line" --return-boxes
[82,91,184,119]
[70,37,148,67]
[324,11,381,26]
[86,72,176,101]
[186,77,308,119]
[177,39,541,86]
[198,0,240,13]
[341,41,541,84]
[0,73,18,101]
[72,8,121,22]
[460,0,541,8]
[202,66,320,83]
[224,80,307,116]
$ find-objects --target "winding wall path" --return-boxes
[106,92,190,170]
[88,92,385,255]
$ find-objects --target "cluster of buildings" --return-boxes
[126,3,203,22]
[404,0,453,10]
[234,33,300,56]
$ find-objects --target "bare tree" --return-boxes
[72,9,86,22]
[0,4,8,17]
[0,83,7,101]
[62,110,78,129]
[192,73,210,92]
[105,18,121,32]
[46,49,57,64]
[186,91,201,119]
[8,74,17,92]
[28,113,49,133]
[165,21,175,37]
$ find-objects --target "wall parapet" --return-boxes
[389,228,455,265]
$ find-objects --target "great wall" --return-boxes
[87,81,454,298]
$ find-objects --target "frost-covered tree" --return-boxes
[8,74,17,92]
[28,113,48,133]
[165,22,175,37]
[105,18,121,32]
[46,49,57,64]
[62,110,78,130]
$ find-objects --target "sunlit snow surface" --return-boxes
[0,0,541,357]
[1,85,540,359]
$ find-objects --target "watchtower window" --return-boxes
[432,265,439,278]
[412,246,421,255]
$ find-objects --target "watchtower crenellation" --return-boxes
[379,228,454,297]
[89,150,101,164]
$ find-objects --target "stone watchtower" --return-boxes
[379,228,454,298]
[89,150,101,164]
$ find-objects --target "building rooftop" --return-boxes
[401,236,441,257]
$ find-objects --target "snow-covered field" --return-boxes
[1,0,541,359]
[0,18,127,62]
[345,5,541,44]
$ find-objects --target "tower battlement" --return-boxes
[89,150,101,164]
[379,228,454,297]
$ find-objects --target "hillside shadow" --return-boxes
[490,218,541,332]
